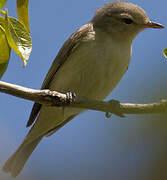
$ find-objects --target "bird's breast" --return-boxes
[50,35,132,101]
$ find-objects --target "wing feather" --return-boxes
[27,23,93,127]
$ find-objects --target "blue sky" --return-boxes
[0,0,167,179]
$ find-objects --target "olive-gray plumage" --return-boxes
[3,1,163,177]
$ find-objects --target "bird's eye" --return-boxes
[121,18,133,24]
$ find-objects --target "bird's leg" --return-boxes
[61,92,76,114]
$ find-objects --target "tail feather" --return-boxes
[2,137,42,177]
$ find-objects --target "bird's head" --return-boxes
[92,1,164,41]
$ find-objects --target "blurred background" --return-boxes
[0,0,167,179]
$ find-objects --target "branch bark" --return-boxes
[0,80,167,116]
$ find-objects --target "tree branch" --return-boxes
[0,80,167,116]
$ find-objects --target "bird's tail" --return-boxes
[2,137,42,177]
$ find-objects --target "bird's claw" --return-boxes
[66,92,76,104]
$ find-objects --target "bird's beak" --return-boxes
[145,21,164,29]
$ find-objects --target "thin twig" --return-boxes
[0,80,167,116]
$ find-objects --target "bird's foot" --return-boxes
[65,92,76,104]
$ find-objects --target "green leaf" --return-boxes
[163,48,167,59]
[0,14,5,28]
[0,22,11,78]
[0,25,10,63]
[17,0,30,33]
[4,12,32,66]
[0,62,9,78]
[0,0,7,9]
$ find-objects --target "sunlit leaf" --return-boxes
[163,48,167,59]
[17,0,30,33]
[0,0,7,9]
[4,13,32,66]
[0,13,5,27]
[0,61,9,78]
[0,25,10,63]
[0,23,11,78]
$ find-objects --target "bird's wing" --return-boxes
[27,23,94,127]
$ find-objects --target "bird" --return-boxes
[2,1,164,177]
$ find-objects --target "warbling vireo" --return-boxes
[3,1,164,177]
